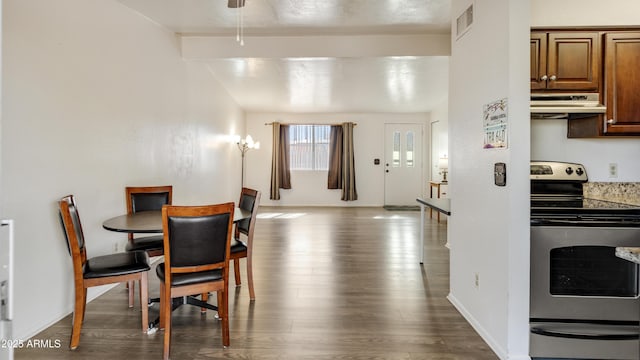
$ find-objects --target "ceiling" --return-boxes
[117,0,452,113]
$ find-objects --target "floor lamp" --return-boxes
[438,156,449,184]
[237,135,260,188]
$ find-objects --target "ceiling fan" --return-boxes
[227,0,247,45]
[228,0,246,8]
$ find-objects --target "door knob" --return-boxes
[549,75,557,81]
[540,75,548,81]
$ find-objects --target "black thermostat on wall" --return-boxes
[494,162,506,186]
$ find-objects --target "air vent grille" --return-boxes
[456,3,474,40]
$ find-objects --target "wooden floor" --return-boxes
[17,207,497,360]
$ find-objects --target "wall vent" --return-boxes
[456,3,474,40]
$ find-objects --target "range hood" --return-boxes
[530,93,606,118]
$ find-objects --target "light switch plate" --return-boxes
[494,162,506,186]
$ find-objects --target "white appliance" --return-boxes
[0,220,14,360]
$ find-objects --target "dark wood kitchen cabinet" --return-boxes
[531,31,600,91]
[568,31,640,137]
[602,32,640,135]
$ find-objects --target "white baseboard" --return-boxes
[447,292,508,360]
[19,257,163,341]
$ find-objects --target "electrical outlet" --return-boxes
[474,273,480,289]
[609,163,618,178]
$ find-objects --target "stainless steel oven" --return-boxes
[529,161,640,360]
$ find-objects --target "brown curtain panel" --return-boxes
[270,123,291,200]
[327,123,357,201]
[327,125,343,189]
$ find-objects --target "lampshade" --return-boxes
[242,135,260,149]
[237,134,260,150]
[438,157,449,170]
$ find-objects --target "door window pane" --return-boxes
[392,131,401,167]
[406,131,414,168]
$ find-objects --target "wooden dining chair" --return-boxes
[58,195,150,350]
[124,185,172,304]
[125,185,172,257]
[230,187,261,300]
[157,203,235,360]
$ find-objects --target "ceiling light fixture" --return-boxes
[228,0,246,46]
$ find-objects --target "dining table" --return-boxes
[416,197,451,264]
[102,207,251,234]
[102,206,252,333]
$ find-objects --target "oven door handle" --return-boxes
[531,326,639,340]
[533,219,633,226]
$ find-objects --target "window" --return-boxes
[289,125,331,170]
[406,131,414,168]
[392,131,401,167]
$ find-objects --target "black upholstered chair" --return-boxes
[58,195,150,350]
[157,203,235,360]
[125,185,172,257]
[124,186,171,304]
[230,187,261,300]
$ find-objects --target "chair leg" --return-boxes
[128,280,135,308]
[69,285,87,350]
[139,272,149,333]
[159,282,166,330]
[247,253,255,301]
[201,292,209,313]
[162,297,171,360]
[216,291,223,320]
[220,289,230,347]
[82,288,88,324]
[162,285,172,360]
[233,259,241,286]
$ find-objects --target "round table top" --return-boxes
[102,208,251,233]
[102,210,163,233]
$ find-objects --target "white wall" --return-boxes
[531,0,640,27]
[2,0,244,340]
[531,0,640,182]
[244,112,431,206]
[532,120,640,181]
[448,1,530,359]
[430,100,449,181]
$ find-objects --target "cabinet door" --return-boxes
[604,32,640,134]
[531,32,548,90]
[547,32,600,90]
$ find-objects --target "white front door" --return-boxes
[384,123,423,206]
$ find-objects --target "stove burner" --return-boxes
[530,161,640,226]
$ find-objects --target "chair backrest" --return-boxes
[126,186,172,241]
[237,187,261,237]
[162,203,235,276]
[126,186,173,214]
[59,195,87,281]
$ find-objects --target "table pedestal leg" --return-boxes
[419,203,425,264]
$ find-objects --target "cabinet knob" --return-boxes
[549,75,557,81]
[607,119,616,124]
[540,75,548,81]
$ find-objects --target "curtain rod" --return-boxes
[264,122,357,126]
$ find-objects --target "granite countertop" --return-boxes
[584,182,640,206]
[615,247,640,265]
[583,198,640,209]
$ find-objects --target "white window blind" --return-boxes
[289,125,331,170]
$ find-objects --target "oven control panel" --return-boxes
[530,161,588,181]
